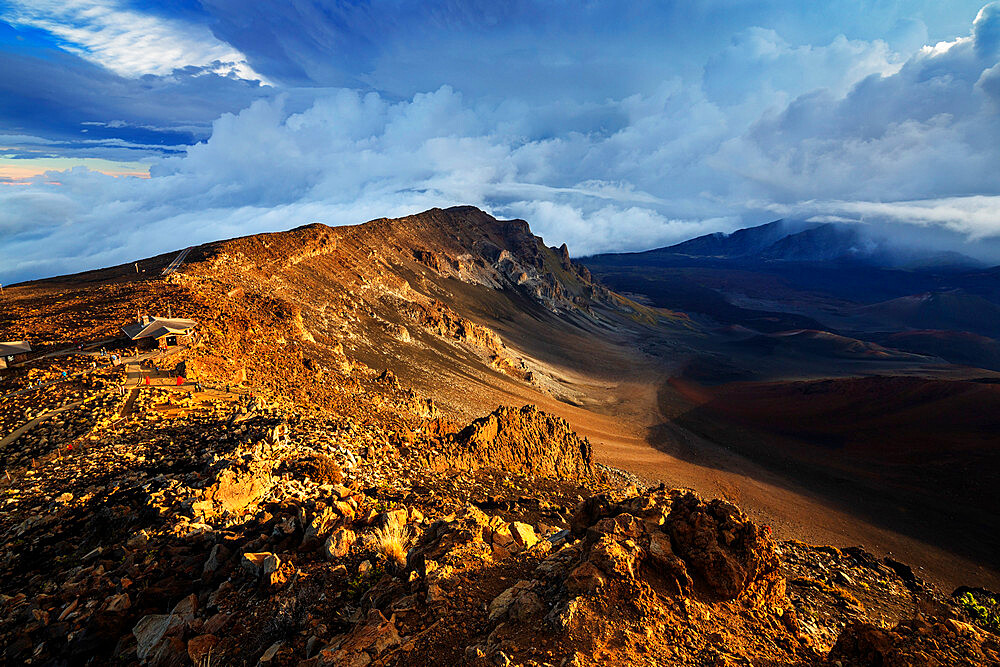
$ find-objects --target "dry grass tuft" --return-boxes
[374,520,411,570]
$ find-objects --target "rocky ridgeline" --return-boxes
[168,207,632,410]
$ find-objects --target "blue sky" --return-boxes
[1,0,999,282]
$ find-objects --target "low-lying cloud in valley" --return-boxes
[2,1,1000,283]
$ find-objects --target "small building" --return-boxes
[122,316,197,349]
[0,341,31,369]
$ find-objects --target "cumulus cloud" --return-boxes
[974,1,1000,58]
[703,28,903,108]
[0,86,742,281]
[505,201,737,256]
[718,2,1000,205]
[3,2,1000,283]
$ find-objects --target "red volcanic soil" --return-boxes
[671,375,1000,576]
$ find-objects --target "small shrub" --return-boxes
[286,453,343,484]
[373,520,411,571]
[958,591,1000,633]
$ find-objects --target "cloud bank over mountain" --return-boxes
[1,1,999,282]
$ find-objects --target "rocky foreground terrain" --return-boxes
[2,207,998,665]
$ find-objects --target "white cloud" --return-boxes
[766,196,1000,239]
[502,201,737,257]
[716,4,1000,206]
[0,191,79,234]
[3,5,1000,283]
[703,27,904,108]
[2,0,264,80]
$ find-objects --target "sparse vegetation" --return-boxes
[373,518,411,571]
[346,563,385,602]
[958,591,1000,633]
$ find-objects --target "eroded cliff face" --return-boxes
[190,206,604,318]
[159,206,629,415]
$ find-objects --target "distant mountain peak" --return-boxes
[661,219,806,259]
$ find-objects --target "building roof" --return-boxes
[122,316,197,341]
[0,341,31,356]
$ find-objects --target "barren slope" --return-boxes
[3,207,1000,665]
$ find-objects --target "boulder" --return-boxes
[334,500,356,522]
[565,561,606,594]
[378,508,408,530]
[133,594,197,662]
[202,543,229,576]
[509,590,546,621]
[647,530,692,594]
[490,523,517,551]
[203,454,275,515]
[317,609,400,666]
[134,614,185,662]
[489,581,535,621]
[666,493,784,606]
[510,522,538,550]
[258,640,283,665]
[303,507,338,544]
[324,527,356,560]
[241,552,280,577]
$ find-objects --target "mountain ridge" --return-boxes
[589,218,984,270]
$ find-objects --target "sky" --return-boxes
[1,0,999,283]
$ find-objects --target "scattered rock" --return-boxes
[324,527,356,560]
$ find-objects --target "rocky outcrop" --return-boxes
[316,609,401,666]
[402,300,506,354]
[196,440,277,516]
[480,488,791,638]
[472,487,811,665]
[132,594,199,665]
[429,405,597,480]
[666,492,785,605]
[562,489,786,608]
